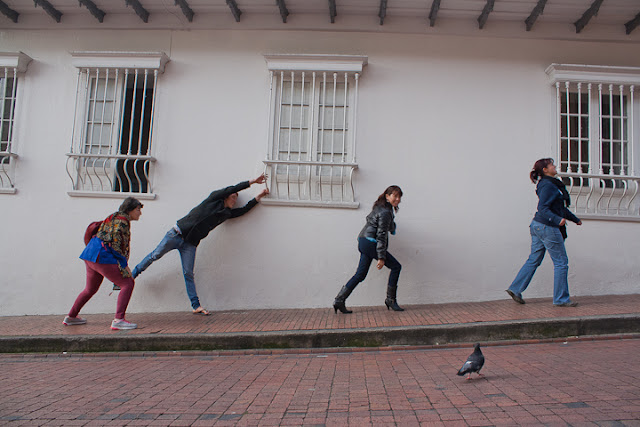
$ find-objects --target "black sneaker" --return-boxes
[554,301,578,307]
[506,290,525,304]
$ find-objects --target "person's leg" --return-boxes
[345,238,376,291]
[334,239,374,313]
[131,229,181,278]
[507,221,546,299]
[67,261,104,318]
[383,252,403,311]
[177,241,200,310]
[92,263,136,319]
[541,226,571,305]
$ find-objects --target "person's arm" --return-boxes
[375,210,394,261]
[204,181,251,202]
[537,185,564,226]
[229,189,269,218]
[204,174,267,202]
[563,207,581,225]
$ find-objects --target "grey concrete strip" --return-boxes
[1,314,638,353]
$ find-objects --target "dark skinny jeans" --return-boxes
[345,237,402,292]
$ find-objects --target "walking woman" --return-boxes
[506,158,582,307]
[63,197,143,330]
[333,185,404,314]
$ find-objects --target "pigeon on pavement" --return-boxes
[457,343,485,380]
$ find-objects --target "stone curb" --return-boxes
[1,314,638,354]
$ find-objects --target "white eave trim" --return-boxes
[546,64,640,86]
[0,52,33,72]
[70,51,170,73]
[264,54,368,73]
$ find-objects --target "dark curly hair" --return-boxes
[118,197,144,214]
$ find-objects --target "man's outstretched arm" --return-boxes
[229,188,269,218]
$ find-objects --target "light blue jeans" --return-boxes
[508,220,571,305]
[132,228,200,309]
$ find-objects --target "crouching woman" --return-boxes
[63,197,143,330]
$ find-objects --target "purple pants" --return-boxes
[68,261,135,320]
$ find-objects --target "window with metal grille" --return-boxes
[547,64,640,220]
[263,55,367,208]
[66,52,169,199]
[557,82,632,178]
[0,52,31,194]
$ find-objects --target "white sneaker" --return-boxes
[63,316,87,326]
[111,318,137,330]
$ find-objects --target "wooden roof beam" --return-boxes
[477,0,494,29]
[78,0,105,23]
[328,0,336,24]
[226,0,241,22]
[276,0,289,23]
[378,0,387,25]
[34,0,62,23]
[428,0,440,27]
[124,0,149,23]
[625,11,640,35]
[574,0,603,34]
[525,0,547,31]
[175,0,193,22]
[0,0,19,23]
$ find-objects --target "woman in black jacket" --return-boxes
[333,185,404,314]
[506,158,582,307]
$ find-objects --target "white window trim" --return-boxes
[263,54,367,209]
[546,63,640,221]
[70,51,169,73]
[66,51,169,199]
[0,52,32,195]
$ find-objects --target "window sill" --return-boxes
[577,214,640,222]
[68,191,156,200]
[261,198,359,209]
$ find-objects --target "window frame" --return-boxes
[263,54,368,208]
[0,52,32,194]
[66,51,169,200]
[546,64,640,221]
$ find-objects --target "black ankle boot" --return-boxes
[333,286,353,314]
[385,286,404,311]
[384,298,404,311]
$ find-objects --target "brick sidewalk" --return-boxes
[1,339,639,425]
[1,294,639,338]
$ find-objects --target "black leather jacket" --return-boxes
[357,204,396,260]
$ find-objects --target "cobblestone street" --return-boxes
[1,339,639,426]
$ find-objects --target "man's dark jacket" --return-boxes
[177,181,258,246]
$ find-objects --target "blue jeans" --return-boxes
[345,237,402,293]
[132,228,200,309]
[508,220,571,305]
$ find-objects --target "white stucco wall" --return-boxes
[1,28,639,316]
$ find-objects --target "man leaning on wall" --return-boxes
[131,174,269,315]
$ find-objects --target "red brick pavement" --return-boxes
[0,294,638,337]
[1,339,639,425]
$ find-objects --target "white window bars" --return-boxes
[66,52,169,199]
[0,52,31,194]
[263,55,367,208]
[547,64,640,220]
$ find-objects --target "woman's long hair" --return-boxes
[530,158,554,183]
[373,185,403,212]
